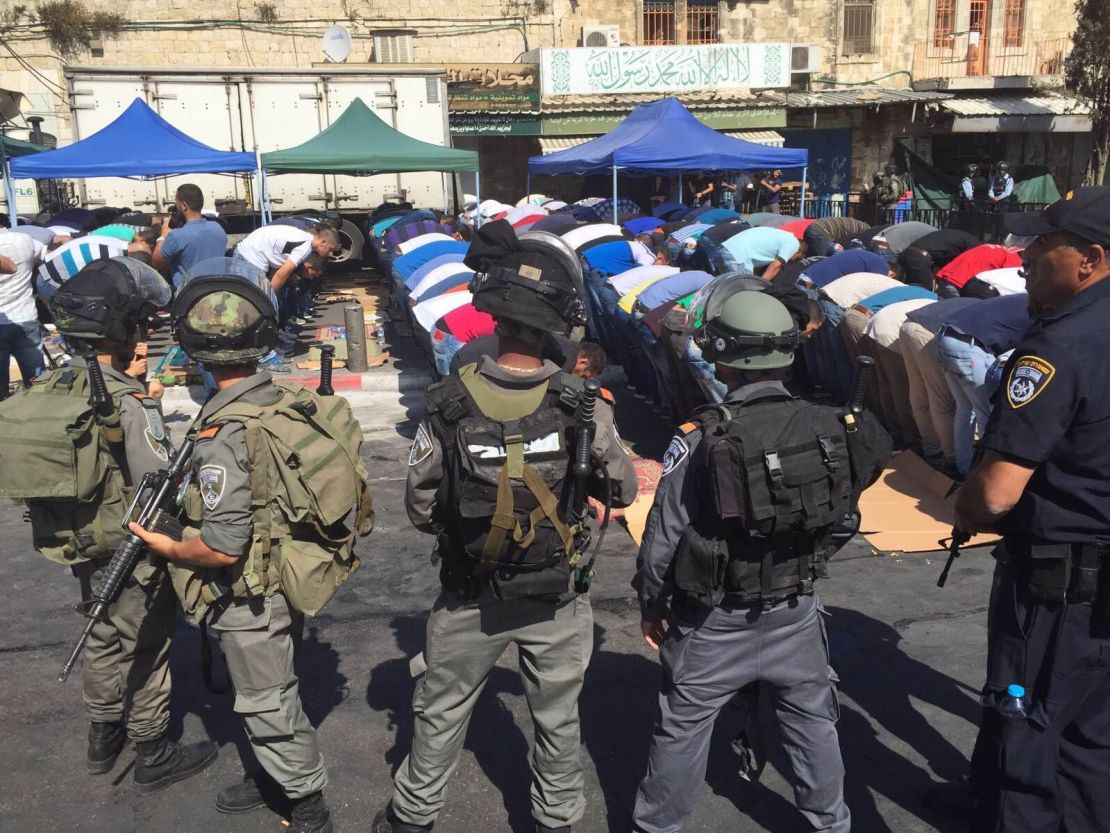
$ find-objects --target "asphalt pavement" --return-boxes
[0,291,995,833]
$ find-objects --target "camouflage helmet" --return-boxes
[170,257,277,365]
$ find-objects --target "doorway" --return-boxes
[967,0,992,76]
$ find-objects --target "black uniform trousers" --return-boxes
[969,548,1110,833]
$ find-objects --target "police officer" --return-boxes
[988,162,1014,207]
[1,258,219,788]
[129,257,339,833]
[954,187,1110,832]
[630,274,891,833]
[373,221,638,833]
[959,164,980,209]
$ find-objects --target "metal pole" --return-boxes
[1,127,17,229]
[678,173,683,205]
[526,171,531,201]
[611,166,619,224]
[344,302,368,373]
[474,167,482,229]
[800,165,808,218]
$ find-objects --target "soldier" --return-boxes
[629,275,891,833]
[876,162,907,220]
[0,257,218,788]
[373,221,638,833]
[130,257,371,833]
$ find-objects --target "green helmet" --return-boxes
[688,274,799,369]
[170,257,277,365]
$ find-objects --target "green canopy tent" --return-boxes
[1,134,48,228]
[261,98,478,218]
[1012,165,1061,206]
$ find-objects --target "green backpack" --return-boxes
[170,382,373,620]
[0,367,133,564]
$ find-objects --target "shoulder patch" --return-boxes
[198,465,226,510]
[1006,356,1056,409]
[661,434,689,477]
[408,423,434,466]
[196,426,222,440]
[599,386,615,405]
[142,402,167,443]
[678,421,697,435]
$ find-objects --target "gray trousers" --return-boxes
[73,557,174,741]
[391,590,593,829]
[211,593,327,799]
[632,592,850,833]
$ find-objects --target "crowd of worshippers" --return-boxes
[385,193,1032,482]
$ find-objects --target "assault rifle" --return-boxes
[567,379,612,593]
[58,360,194,682]
[317,344,336,396]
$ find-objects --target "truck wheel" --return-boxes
[329,219,365,267]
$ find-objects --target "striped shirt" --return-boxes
[36,235,128,297]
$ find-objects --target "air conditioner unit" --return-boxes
[791,45,822,74]
[582,25,620,48]
[372,30,415,63]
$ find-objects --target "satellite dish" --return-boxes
[0,88,25,124]
[323,26,353,63]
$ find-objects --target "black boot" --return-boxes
[289,791,335,833]
[216,770,288,815]
[133,735,218,794]
[87,721,126,774]
[371,805,434,833]
[922,774,972,817]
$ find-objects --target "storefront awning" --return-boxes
[939,94,1091,133]
[539,128,784,155]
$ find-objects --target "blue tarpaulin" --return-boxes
[528,98,807,176]
[10,98,256,179]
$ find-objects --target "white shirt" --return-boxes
[976,267,1026,296]
[234,225,312,272]
[629,240,658,268]
[412,291,473,333]
[822,273,902,309]
[397,233,453,256]
[0,229,42,324]
[562,224,623,252]
[607,265,678,295]
[410,264,474,302]
[865,298,936,349]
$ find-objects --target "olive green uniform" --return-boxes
[392,357,638,829]
[63,357,176,741]
[189,371,327,799]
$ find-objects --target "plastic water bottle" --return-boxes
[997,683,1027,718]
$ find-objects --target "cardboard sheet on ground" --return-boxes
[859,449,998,553]
[619,458,663,546]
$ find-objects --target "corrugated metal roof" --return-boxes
[939,94,1089,116]
[538,128,784,154]
[762,87,953,108]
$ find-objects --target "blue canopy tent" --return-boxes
[10,98,260,218]
[528,97,809,222]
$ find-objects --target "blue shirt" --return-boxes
[623,217,664,236]
[905,297,980,333]
[392,241,468,280]
[582,241,638,277]
[406,253,467,290]
[800,250,890,288]
[635,270,713,312]
[939,292,1031,354]
[857,285,937,313]
[160,219,228,287]
[720,227,799,272]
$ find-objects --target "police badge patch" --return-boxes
[408,423,433,466]
[661,435,689,477]
[1007,356,1055,409]
[198,465,226,510]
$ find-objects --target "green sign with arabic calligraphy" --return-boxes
[446,63,540,111]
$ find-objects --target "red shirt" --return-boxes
[436,303,496,342]
[936,244,1022,289]
[778,218,815,241]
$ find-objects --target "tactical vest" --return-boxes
[673,390,853,607]
[424,364,585,600]
[992,176,1011,198]
[0,366,144,565]
[169,382,373,620]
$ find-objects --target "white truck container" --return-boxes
[61,66,454,217]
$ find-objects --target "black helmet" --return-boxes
[966,163,979,175]
[170,257,278,365]
[884,163,897,175]
[467,223,586,336]
[996,161,1010,173]
[49,256,171,343]
[687,273,799,369]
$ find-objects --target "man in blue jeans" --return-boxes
[0,228,46,399]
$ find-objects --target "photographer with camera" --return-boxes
[153,184,228,290]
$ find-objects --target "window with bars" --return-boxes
[643,0,676,45]
[1003,0,1025,46]
[686,0,719,45]
[842,0,874,54]
[933,0,955,47]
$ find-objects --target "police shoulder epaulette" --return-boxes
[599,386,615,405]
[195,426,222,441]
[678,421,698,435]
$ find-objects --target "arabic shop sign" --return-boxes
[446,63,539,111]
[449,112,541,136]
[539,44,790,96]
